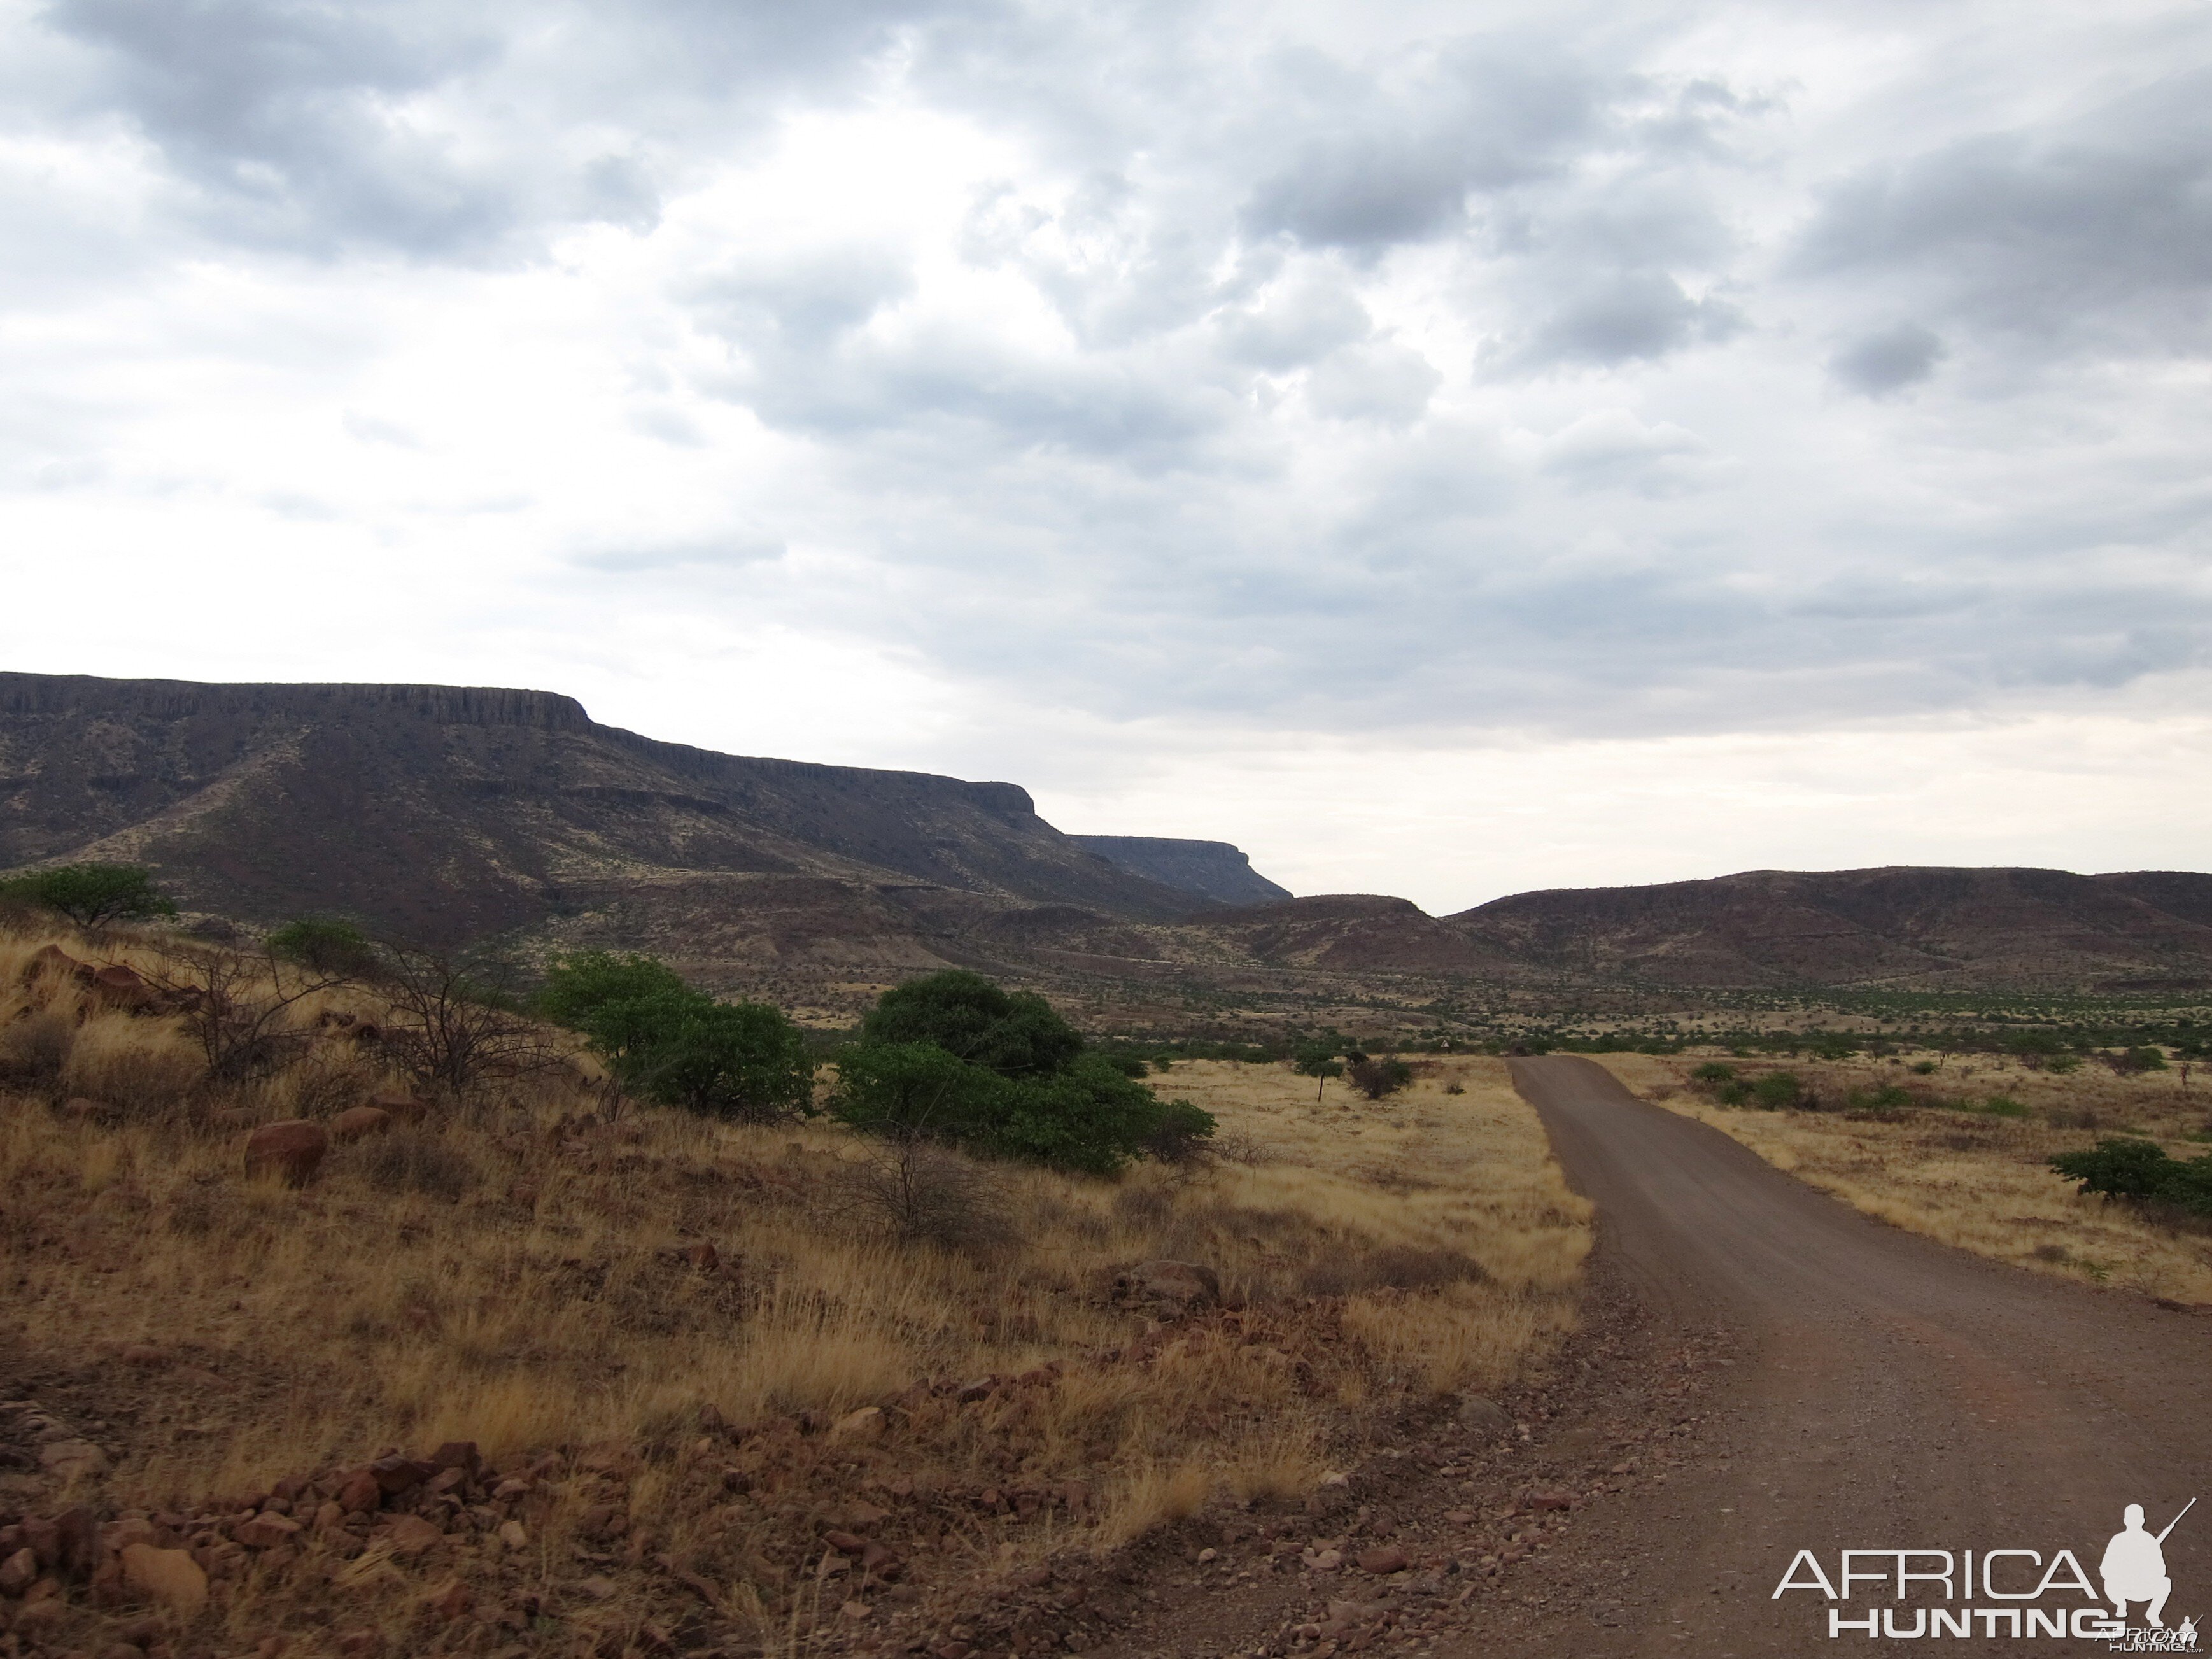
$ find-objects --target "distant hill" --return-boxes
[7,674,2208,1002]
[0,674,1201,960]
[1446,866,2212,991]
[1072,836,1290,905]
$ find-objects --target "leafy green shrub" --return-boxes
[1691,1062,1737,1085]
[539,950,812,1121]
[266,916,378,978]
[830,971,1213,1175]
[1909,1061,1938,1075]
[859,970,1081,1077]
[1982,1095,2028,1118]
[1750,1071,1804,1110]
[0,863,176,927]
[2050,1138,2212,1217]
[1715,1080,1751,1106]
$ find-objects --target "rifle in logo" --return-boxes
[2103,1499,2195,1630]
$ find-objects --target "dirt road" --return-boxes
[1472,1055,2210,1655]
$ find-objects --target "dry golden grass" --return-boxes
[0,922,1588,1655]
[1593,1052,2212,1305]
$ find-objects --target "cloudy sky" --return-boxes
[3,0,2208,910]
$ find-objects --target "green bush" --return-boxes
[1691,1062,1737,1085]
[1982,1095,2028,1118]
[2051,1138,2212,1216]
[1715,1080,1751,1106]
[1348,1057,1413,1100]
[858,970,1082,1077]
[831,971,1214,1175]
[0,863,176,927]
[1750,1071,1804,1110]
[267,916,379,978]
[539,951,812,1122]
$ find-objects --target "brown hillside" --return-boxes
[1447,865,2212,989]
[0,674,1201,957]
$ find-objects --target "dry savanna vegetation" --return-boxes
[1591,1050,2212,1306]
[0,919,1588,1659]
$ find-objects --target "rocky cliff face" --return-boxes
[1071,836,1290,905]
[0,673,1197,950]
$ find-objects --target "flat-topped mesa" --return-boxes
[0,673,591,731]
[0,670,1199,950]
[1072,835,1290,905]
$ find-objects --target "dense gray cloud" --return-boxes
[2,0,2209,773]
[1828,323,1945,395]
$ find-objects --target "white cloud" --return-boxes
[1,0,2209,901]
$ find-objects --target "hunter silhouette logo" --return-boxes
[2104,1500,2191,1628]
[1772,1496,2198,1644]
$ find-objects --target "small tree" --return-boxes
[0,863,176,928]
[266,916,379,978]
[381,947,555,1098]
[1751,1071,1804,1110]
[1293,1041,1344,1101]
[150,945,342,1085]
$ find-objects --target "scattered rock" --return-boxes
[369,1454,435,1493]
[0,1546,35,1594]
[339,1470,382,1513]
[38,1439,111,1479]
[578,1574,618,1600]
[236,1513,304,1548]
[1355,1546,1409,1576]
[120,1543,208,1617]
[497,1521,527,1550]
[1526,1490,1575,1512]
[424,1578,474,1620]
[369,1092,430,1125]
[1456,1395,1512,1437]
[681,1241,719,1270]
[829,1406,885,1444]
[244,1119,328,1186]
[383,1514,444,1555]
[430,1440,481,1474]
[1116,1260,1221,1310]
[328,1106,391,1144]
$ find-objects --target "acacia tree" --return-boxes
[1,864,177,928]
[381,947,556,1098]
[150,946,342,1085]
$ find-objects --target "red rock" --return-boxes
[368,1092,430,1125]
[120,1544,207,1617]
[681,1241,718,1270]
[491,1478,532,1500]
[243,1119,328,1185]
[338,1471,382,1513]
[236,1513,303,1548]
[424,1577,473,1620]
[430,1440,481,1474]
[383,1514,444,1555]
[369,1454,435,1493]
[0,1546,34,1593]
[313,1502,346,1531]
[829,1406,884,1443]
[327,1106,390,1144]
[821,1530,869,1555]
[1356,1546,1409,1575]
[1526,1490,1574,1512]
[56,1507,99,1574]
[335,1632,382,1657]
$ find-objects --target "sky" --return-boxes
[2,0,2208,912]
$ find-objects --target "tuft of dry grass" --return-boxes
[0,919,1589,1655]
[1595,1052,2212,1305]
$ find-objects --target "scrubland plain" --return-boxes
[0,924,1585,1658]
[1592,1052,2212,1305]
